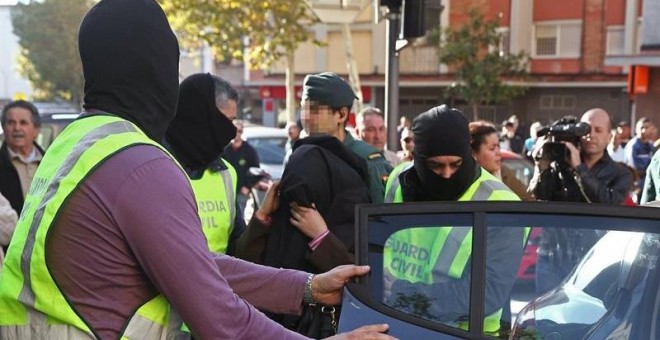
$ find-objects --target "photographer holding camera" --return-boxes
[529,108,633,295]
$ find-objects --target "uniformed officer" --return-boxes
[164,73,243,255]
[383,105,526,335]
[299,72,393,203]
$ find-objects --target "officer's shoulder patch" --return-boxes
[368,152,383,160]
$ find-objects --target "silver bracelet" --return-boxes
[303,273,315,305]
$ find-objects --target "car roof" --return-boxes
[500,150,522,159]
[242,124,287,138]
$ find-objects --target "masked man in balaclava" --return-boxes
[0,1,393,339]
[383,105,525,335]
[164,73,244,256]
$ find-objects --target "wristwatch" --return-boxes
[303,273,315,305]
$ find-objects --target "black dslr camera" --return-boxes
[537,116,591,163]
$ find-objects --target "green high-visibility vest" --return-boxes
[0,115,186,339]
[383,161,527,334]
[190,161,237,254]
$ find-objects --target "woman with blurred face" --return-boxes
[470,120,532,200]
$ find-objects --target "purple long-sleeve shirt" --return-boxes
[46,145,309,339]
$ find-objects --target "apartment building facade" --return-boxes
[228,0,644,128]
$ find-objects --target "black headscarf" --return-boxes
[263,136,370,272]
[408,105,477,201]
[78,0,180,142]
[165,73,237,171]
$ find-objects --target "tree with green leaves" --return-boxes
[11,0,92,104]
[161,0,320,122]
[430,9,529,121]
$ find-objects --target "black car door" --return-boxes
[337,202,660,340]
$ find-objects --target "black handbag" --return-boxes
[295,303,338,339]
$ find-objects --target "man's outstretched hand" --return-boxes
[312,265,369,306]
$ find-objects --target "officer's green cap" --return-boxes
[302,72,358,108]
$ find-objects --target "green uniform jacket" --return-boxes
[343,132,393,203]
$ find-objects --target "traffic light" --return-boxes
[379,0,402,8]
[400,0,425,39]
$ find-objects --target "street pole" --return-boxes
[385,7,400,152]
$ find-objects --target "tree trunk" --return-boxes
[285,51,296,123]
[342,23,363,113]
[472,103,479,121]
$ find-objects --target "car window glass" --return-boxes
[247,137,286,164]
[353,206,659,339]
[36,126,54,150]
[501,159,532,187]
[369,214,474,331]
[493,214,660,340]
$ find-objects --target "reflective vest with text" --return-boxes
[0,115,186,339]
[383,161,528,334]
[190,161,237,254]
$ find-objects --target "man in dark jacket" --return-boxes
[529,108,633,295]
[0,100,45,215]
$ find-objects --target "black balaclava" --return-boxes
[78,0,180,142]
[165,73,237,171]
[410,105,477,201]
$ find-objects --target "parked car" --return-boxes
[336,202,659,339]
[512,227,660,339]
[501,149,533,187]
[241,124,287,222]
[242,124,287,180]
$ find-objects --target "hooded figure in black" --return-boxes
[164,73,244,255]
[401,105,478,201]
[165,73,237,175]
[240,135,370,334]
[79,0,179,142]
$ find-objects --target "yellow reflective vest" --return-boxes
[0,115,186,339]
[190,162,237,254]
[383,161,527,334]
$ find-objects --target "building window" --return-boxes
[495,27,510,56]
[534,21,582,58]
[606,26,624,55]
[539,95,576,110]
[535,26,557,56]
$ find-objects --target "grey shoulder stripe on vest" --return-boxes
[19,121,138,308]
[219,170,235,225]
[472,179,513,201]
[432,227,471,276]
[385,163,413,203]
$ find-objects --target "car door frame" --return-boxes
[344,201,660,339]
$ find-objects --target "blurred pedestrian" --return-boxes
[607,128,625,163]
[224,120,261,215]
[299,72,392,203]
[624,117,656,202]
[500,120,524,154]
[470,120,532,200]
[396,127,413,162]
[0,1,392,339]
[285,120,303,154]
[617,120,631,148]
[164,73,244,255]
[641,149,660,204]
[0,100,44,215]
[396,116,411,151]
[355,107,400,167]
[522,121,542,161]
[0,192,17,267]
